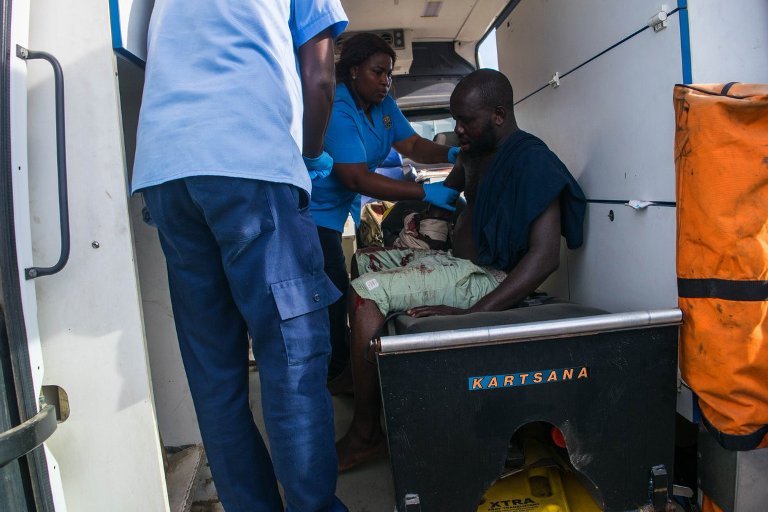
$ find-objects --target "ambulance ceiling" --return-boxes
[339,0,508,44]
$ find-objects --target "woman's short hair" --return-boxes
[336,32,397,82]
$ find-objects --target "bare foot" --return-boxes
[327,365,354,397]
[336,429,388,472]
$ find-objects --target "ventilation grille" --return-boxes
[335,29,407,58]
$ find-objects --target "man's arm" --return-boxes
[470,198,561,311]
[442,153,466,192]
[299,28,336,157]
[408,198,561,317]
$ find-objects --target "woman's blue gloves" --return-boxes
[303,151,334,181]
[422,182,459,211]
[447,146,460,164]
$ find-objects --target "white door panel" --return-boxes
[27,0,168,510]
[8,0,67,507]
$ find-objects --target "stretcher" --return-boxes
[375,303,681,511]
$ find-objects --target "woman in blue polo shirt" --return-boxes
[311,32,459,384]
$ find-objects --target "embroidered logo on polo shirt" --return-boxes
[383,115,392,129]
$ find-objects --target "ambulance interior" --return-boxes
[44,0,762,510]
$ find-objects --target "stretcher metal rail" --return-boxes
[375,308,682,354]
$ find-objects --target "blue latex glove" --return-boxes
[422,182,459,212]
[447,146,460,164]
[303,151,333,181]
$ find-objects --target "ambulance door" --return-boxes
[5,0,169,509]
[0,0,65,509]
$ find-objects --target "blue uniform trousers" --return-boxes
[143,176,346,512]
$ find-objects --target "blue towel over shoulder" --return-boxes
[472,130,586,272]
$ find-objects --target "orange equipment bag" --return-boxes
[674,83,768,450]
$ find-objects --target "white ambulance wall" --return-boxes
[569,204,678,312]
[538,203,678,312]
[500,0,667,102]
[687,0,768,84]
[506,18,682,202]
[496,1,683,311]
[115,56,202,447]
[27,1,168,510]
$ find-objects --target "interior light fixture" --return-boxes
[421,1,443,18]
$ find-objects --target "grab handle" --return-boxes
[17,45,70,280]
[0,404,57,467]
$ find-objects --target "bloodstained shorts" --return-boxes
[351,248,502,316]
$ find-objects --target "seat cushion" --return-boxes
[388,300,608,335]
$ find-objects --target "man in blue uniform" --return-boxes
[132,2,348,510]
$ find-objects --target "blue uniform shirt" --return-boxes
[310,83,416,232]
[131,0,347,195]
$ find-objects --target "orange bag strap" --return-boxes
[675,82,753,98]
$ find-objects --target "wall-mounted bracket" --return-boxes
[548,71,560,88]
[648,5,670,32]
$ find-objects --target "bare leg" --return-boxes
[327,361,353,396]
[326,253,361,396]
[336,289,388,471]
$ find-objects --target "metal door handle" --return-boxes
[0,404,57,467]
[16,45,70,280]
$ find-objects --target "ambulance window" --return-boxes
[409,117,455,141]
[478,28,499,70]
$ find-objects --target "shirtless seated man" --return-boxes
[335,69,587,471]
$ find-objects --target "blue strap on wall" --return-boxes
[677,0,693,84]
